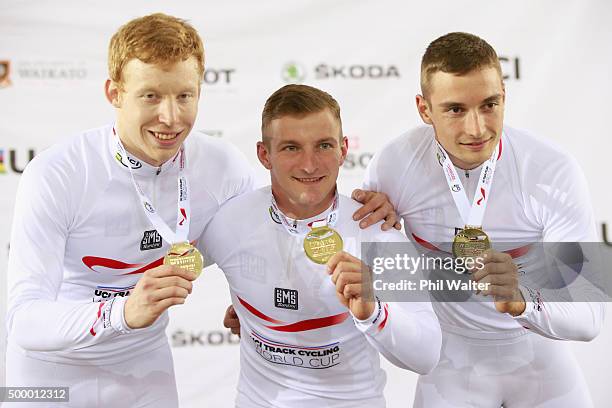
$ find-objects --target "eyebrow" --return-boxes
[438,93,503,109]
[276,137,338,147]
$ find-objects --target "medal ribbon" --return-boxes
[114,130,190,245]
[270,190,339,236]
[435,137,501,227]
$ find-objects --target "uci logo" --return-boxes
[451,184,461,192]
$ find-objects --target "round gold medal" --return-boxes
[452,226,491,259]
[163,242,204,277]
[303,226,343,264]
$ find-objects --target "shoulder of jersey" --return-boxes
[502,125,580,176]
[376,125,434,158]
[215,186,270,221]
[23,124,109,178]
[339,194,407,242]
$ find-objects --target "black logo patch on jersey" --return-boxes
[141,229,162,251]
[275,288,298,310]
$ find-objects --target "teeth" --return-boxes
[152,131,178,140]
[298,177,322,182]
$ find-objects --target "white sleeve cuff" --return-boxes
[512,285,542,321]
[353,297,386,333]
[108,296,132,334]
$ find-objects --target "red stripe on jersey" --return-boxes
[89,302,105,336]
[82,240,197,275]
[266,312,350,333]
[377,304,389,332]
[412,234,444,252]
[238,297,286,325]
[497,137,503,160]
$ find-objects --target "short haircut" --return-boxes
[108,13,205,87]
[420,32,502,98]
[261,84,343,145]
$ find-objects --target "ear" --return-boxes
[105,79,122,108]
[257,141,272,170]
[415,94,433,125]
[338,136,349,166]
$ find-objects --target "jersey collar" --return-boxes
[109,125,180,176]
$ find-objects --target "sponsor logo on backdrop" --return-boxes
[0,148,36,174]
[342,136,373,171]
[250,329,341,369]
[140,230,162,251]
[282,62,400,83]
[0,60,12,88]
[203,68,236,85]
[17,61,88,80]
[275,288,298,310]
[171,329,240,346]
[282,62,307,84]
[498,56,521,80]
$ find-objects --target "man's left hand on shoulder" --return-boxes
[351,189,401,231]
[327,251,375,320]
[471,249,526,317]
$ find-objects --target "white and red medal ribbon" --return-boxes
[114,129,190,245]
[269,190,339,236]
[435,137,501,228]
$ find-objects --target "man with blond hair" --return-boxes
[6,13,397,407]
[204,84,441,407]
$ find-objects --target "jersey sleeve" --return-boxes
[6,154,132,352]
[513,153,605,341]
[353,299,441,374]
[351,226,441,374]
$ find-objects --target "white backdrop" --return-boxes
[1,1,611,406]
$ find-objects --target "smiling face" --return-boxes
[257,109,348,219]
[105,57,201,166]
[416,66,505,170]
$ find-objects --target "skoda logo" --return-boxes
[282,62,306,84]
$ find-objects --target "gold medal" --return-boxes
[452,226,491,259]
[303,226,343,264]
[163,242,204,277]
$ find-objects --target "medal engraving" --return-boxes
[163,242,204,277]
[452,227,491,259]
[303,226,343,264]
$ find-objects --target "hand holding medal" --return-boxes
[470,249,526,316]
[327,251,375,320]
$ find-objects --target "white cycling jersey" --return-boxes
[364,125,604,340]
[202,187,442,408]
[6,124,254,366]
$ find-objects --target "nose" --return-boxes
[299,148,319,174]
[465,110,486,138]
[158,97,178,127]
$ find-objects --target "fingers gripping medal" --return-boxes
[304,221,343,264]
[163,241,204,277]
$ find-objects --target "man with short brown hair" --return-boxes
[365,32,604,407]
[206,84,441,407]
